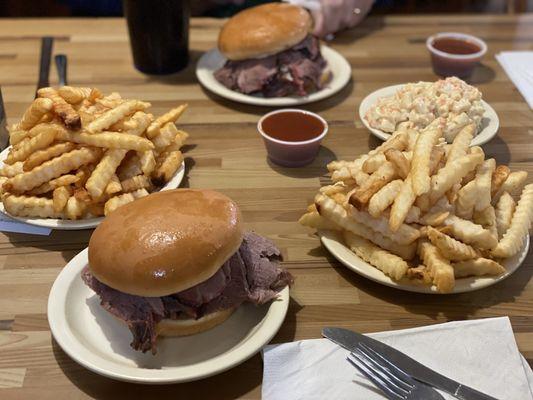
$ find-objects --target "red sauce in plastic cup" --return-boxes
[258,109,328,168]
[426,32,487,78]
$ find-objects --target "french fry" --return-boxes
[347,202,420,245]
[38,87,81,129]
[319,182,350,196]
[427,227,478,261]
[23,142,76,172]
[4,147,101,193]
[86,100,150,133]
[298,211,342,231]
[445,123,475,166]
[146,104,188,138]
[418,241,455,293]
[86,148,128,199]
[120,174,151,193]
[444,215,498,250]
[104,192,135,215]
[123,111,153,136]
[52,186,71,212]
[453,258,505,278]
[9,129,30,146]
[429,152,484,205]
[389,175,416,232]
[384,149,410,179]
[152,122,179,151]
[18,98,54,130]
[473,158,496,211]
[495,192,516,239]
[492,184,533,258]
[343,231,409,280]
[315,194,419,251]
[105,174,122,196]
[429,146,446,176]
[411,124,442,196]
[140,150,156,176]
[3,195,63,218]
[455,180,476,219]
[5,128,57,165]
[152,151,183,185]
[56,130,154,152]
[372,131,408,155]
[65,196,87,220]
[28,174,79,195]
[131,188,149,199]
[406,265,432,284]
[349,162,397,208]
[473,206,498,241]
[368,179,403,217]
[58,86,92,104]
[0,161,24,178]
[492,171,528,204]
[491,165,510,197]
[362,153,386,174]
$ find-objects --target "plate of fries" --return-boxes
[0,86,189,230]
[359,83,499,146]
[300,120,532,293]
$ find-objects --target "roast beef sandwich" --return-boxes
[214,3,331,97]
[82,189,292,354]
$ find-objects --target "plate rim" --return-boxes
[47,248,290,383]
[0,146,185,230]
[195,45,351,107]
[358,83,499,146]
[319,229,529,294]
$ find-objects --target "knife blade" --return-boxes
[0,87,9,151]
[323,327,498,400]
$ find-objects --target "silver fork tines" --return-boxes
[348,351,410,399]
[348,342,429,400]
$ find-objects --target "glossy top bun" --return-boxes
[88,189,243,297]
[218,3,312,60]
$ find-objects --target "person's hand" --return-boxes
[310,0,374,38]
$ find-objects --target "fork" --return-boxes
[347,343,445,400]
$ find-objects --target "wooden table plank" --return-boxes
[0,14,531,399]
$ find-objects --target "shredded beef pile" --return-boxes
[82,232,293,354]
[214,35,327,97]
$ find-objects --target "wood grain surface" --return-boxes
[0,15,532,399]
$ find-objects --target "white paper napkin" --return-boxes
[263,317,533,400]
[496,51,533,109]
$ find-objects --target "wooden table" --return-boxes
[0,14,532,399]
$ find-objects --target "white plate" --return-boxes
[196,46,351,106]
[0,146,185,230]
[48,248,290,383]
[319,230,529,294]
[359,84,499,146]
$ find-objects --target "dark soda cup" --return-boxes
[123,0,190,74]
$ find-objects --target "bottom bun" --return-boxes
[320,66,332,88]
[156,307,236,337]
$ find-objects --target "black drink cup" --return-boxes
[123,0,190,74]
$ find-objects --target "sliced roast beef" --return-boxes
[214,35,328,97]
[82,232,292,354]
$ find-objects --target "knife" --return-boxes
[323,327,498,400]
[0,87,8,151]
[35,36,53,97]
[54,54,67,86]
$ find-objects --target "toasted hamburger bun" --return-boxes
[218,3,312,61]
[88,189,243,297]
[156,308,236,337]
